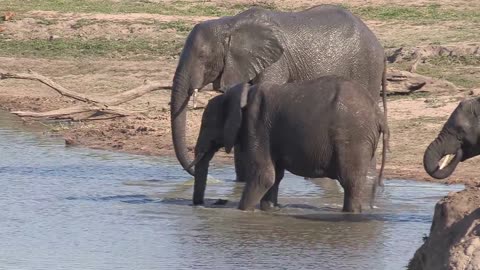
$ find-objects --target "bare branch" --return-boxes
[0,69,173,121]
[0,69,101,103]
[107,82,170,106]
[11,105,135,120]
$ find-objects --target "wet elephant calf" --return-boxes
[189,77,388,213]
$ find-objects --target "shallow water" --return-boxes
[0,111,463,270]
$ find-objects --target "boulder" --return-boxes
[408,187,480,270]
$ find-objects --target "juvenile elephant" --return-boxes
[171,5,388,181]
[424,98,480,179]
[189,77,388,213]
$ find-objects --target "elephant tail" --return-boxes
[378,114,389,188]
[370,115,389,209]
[381,56,390,152]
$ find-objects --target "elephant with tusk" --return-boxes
[424,97,480,179]
[170,5,388,181]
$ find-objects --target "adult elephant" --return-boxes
[424,98,480,179]
[171,4,387,179]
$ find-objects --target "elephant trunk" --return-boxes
[171,69,195,176]
[193,150,215,205]
[423,133,463,179]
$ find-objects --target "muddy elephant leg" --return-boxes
[260,167,284,211]
[339,175,365,213]
[367,154,379,208]
[238,163,275,211]
[337,148,371,213]
[234,145,247,182]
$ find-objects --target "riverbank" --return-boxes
[1,0,479,185]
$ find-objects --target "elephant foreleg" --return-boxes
[234,145,247,182]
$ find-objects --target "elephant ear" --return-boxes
[223,83,250,153]
[221,17,284,89]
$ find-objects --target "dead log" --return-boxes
[107,82,170,106]
[11,104,137,119]
[0,69,101,104]
[0,69,171,121]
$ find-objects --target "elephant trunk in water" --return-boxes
[171,74,194,175]
[171,37,210,177]
[423,133,463,179]
[170,25,224,176]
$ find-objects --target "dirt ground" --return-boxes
[0,0,479,185]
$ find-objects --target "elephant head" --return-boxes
[424,98,480,179]
[187,83,250,205]
[171,9,284,175]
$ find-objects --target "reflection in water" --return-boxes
[0,111,464,270]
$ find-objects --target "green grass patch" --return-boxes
[428,55,480,66]
[70,18,193,32]
[2,1,477,23]
[71,18,99,29]
[35,18,57,26]
[416,64,480,89]
[231,1,279,11]
[0,37,183,59]
[352,4,480,22]
[0,0,239,16]
[156,21,194,33]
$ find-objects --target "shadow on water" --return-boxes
[0,110,465,270]
[65,194,160,204]
[292,212,433,223]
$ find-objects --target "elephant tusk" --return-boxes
[192,88,199,109]
[186,152,205,171]
[439,154,456,170]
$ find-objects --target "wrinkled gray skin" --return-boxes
[171,5,387,179]
[424,98,480,179]
[191,77,388,213]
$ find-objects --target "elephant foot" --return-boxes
[238,200,255,211]
[342,201,362,213]
[192,199,204,205]
[260,200,279,211]
[213,199,229,205]
[235,177,247,182]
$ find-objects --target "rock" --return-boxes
[408,187,480,270]
[467,89,480,96]
[386,68,458,95]
[386,44,480,64]
[3,11,15,21]
[48,35,61,41]
[64,135,76,146]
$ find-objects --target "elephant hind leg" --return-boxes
[336,147,371,213]
[238,163,275,211]
[340,175,365,213]
[260,167,285,211]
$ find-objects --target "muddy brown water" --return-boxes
[0,110,463,270]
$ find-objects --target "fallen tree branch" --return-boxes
[0,69,172,121]
[11,104,136,119]
[0,69,101,103]
[107,82,171,106]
